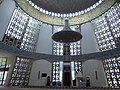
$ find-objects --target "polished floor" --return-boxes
[0,86,119,90]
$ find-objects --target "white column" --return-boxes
[36,24,53,54]
[0,0,15,41]
[81,22,108,87]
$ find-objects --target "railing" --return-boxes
[0,41,120,61]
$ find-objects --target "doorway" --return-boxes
[63,65,71,86]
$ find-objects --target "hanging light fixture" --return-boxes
[52,19,82,43]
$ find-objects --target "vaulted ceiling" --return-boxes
[30,0,99,13]
[16,0,116,25]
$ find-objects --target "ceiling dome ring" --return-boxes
[15,0,117,25]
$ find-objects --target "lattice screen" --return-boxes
[92,2,120,88]
[2,7,41,86]
[10,57,33,86]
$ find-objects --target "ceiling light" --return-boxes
[52,20,82,43]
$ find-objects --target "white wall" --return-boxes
[0,50,16,65]
[36,24,53,54]
[29,60,52,86]
[81,22,108,87]
[81,22,99,54]
[0,0,15,41]
[82,60,108,87]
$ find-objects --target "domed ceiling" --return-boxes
[15,0,116,25]
[30,0,99,13]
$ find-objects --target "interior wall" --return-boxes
[0,50,16,65]
[0,0,109,87]
[81,22,108,87]
[29,60,52,86]
[0,0,15,41]
[82,60,108,87]
[36,24,53,54]
[81,22,99,54]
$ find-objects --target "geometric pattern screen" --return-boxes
[2,7,41,86]
[10,57,33,86]
[92,2,120,88]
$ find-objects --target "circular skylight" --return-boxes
[15,0,115,25]
[26,0,104,18]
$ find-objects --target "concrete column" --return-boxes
[36,24,52,54]
[81,22,108,87]
[0,0,15,41]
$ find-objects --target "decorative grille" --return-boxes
[2,7,41,86]
[92,2,120,88]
